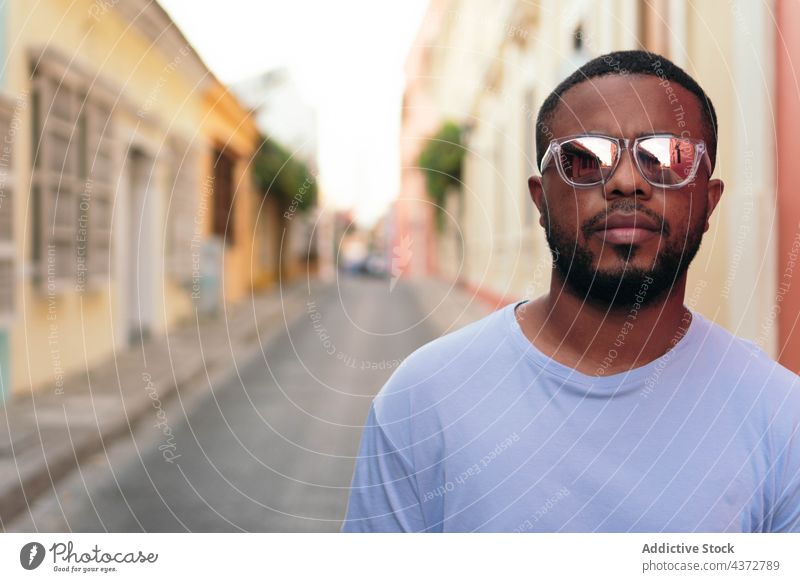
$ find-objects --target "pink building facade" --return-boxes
[776,0,800,373]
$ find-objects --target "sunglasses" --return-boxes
[539,133,712,189]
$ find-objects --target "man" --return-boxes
[341,50,800,532]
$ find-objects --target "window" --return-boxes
[0,94,16,322]
[573,25,584,51]
[30,58,115,292]
[523,87,536,227]
[638,0,670,55]
[212,148,235,245]
[493,126,505,235]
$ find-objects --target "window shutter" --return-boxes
[0,94,15,323]
[85,100,114,287]
[31,58,116,292]
[32,72,77,290]
[166,139,199,283]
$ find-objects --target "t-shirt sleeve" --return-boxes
[340,402,426,532]
[769,416,800,532]
[763,365,800,532]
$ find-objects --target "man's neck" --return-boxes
[515,276,692,377]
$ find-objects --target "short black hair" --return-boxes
[535,50,718,172]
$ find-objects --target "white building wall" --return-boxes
[424,0,778,352]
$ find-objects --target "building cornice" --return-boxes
[112,0,213,92]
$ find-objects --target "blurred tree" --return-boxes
[418,121,465,231]
[252,138,317,214]
[252,138,318,281]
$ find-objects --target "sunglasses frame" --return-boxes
[539,133,713,189]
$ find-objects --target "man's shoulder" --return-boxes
[414,304,507,359]
[376,303,510,401]
[693,310,799,394]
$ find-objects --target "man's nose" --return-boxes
[603,147,651,199]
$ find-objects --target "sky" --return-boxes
[158,0,430,227]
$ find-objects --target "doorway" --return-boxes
[124,149,157,345]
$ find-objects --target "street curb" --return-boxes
[0,280,323,528]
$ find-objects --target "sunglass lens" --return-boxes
[636,137,698,186]
[559,137,617,185]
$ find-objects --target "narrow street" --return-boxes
[6,276,483,532]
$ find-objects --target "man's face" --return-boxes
[528,74,724,310]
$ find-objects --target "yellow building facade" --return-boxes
[0,0,269,399]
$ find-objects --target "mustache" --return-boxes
[581,201,669,238]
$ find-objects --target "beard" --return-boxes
[542,201,705,311]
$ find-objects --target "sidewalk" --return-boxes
[0,275,496,528]
[408,276,507,334]
[0,280,315,527]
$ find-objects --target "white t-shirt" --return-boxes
[342,301,800,532]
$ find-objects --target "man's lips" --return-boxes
[590,213,663,245]
[596,227,659,244]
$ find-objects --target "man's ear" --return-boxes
[528,175,546,228]
[703,178,724,233]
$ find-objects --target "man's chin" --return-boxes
[564,269,666,310]
[546,226,700,309]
